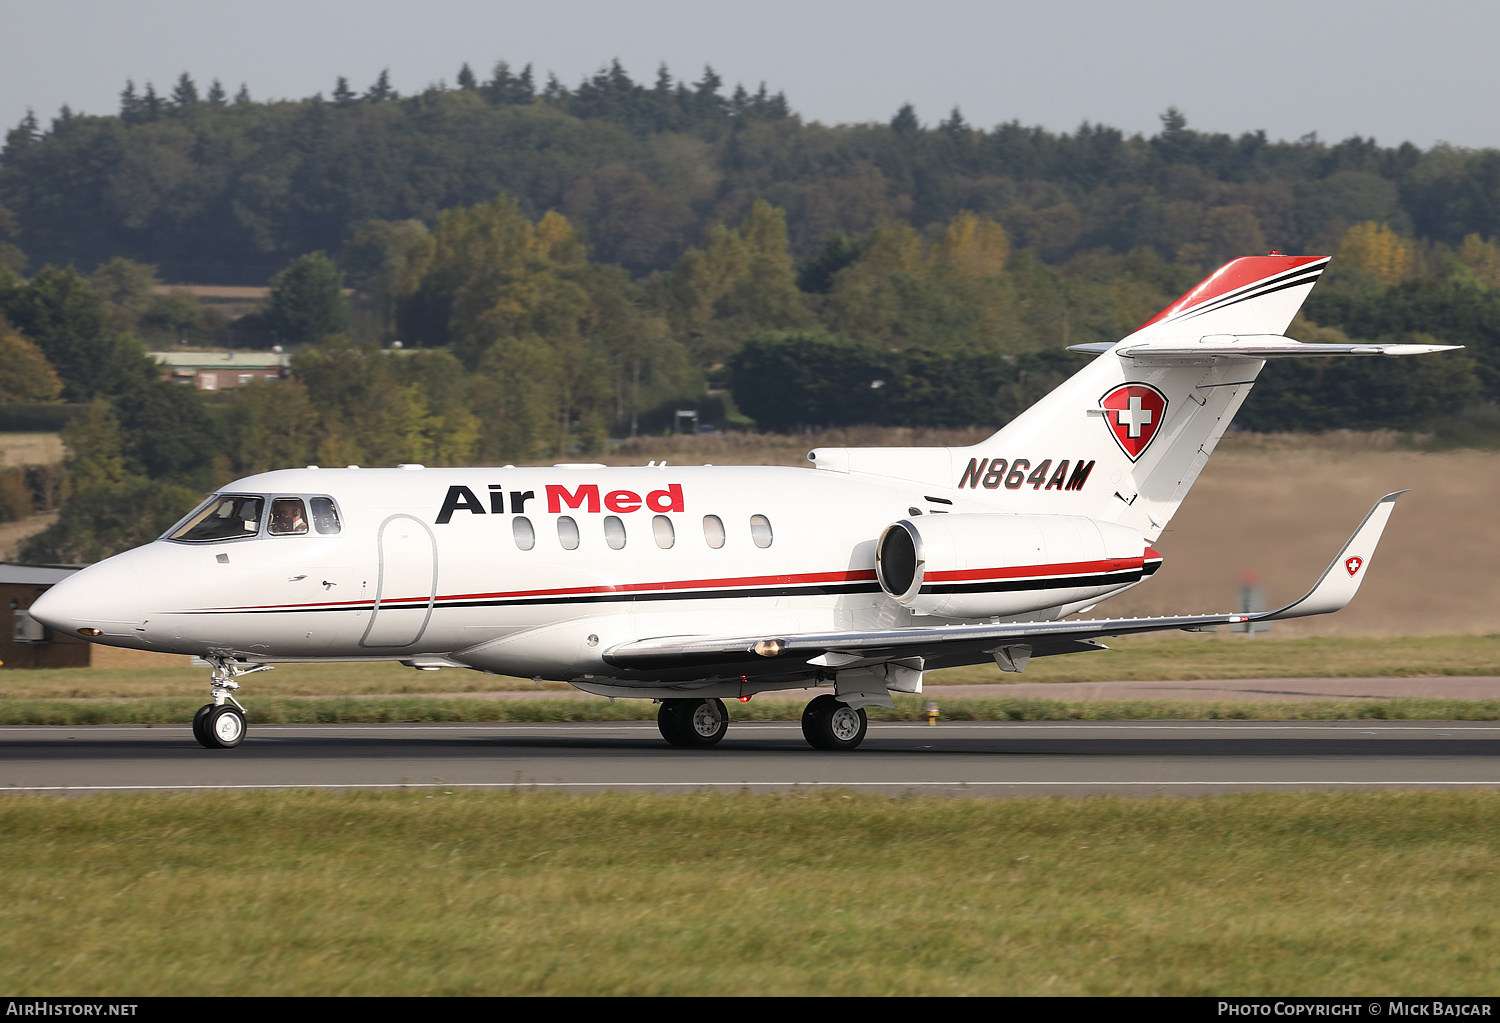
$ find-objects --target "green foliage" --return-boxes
[0,199,24,273]
[89,258,160,323]
[266,252,350,345]
[111,380,220,486]
[138,288,204,340]
[59,397,128,494]
[0,266,154,401]
[730,332,1086,430]
[18,476,201,562]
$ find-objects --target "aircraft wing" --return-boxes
[603,492,1403,675]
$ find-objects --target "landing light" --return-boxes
[752,639,785,657]
[78,628,101,637]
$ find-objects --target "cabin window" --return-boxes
[310,497,341,535]
[702,515,725,549]
[557,516,580,550]
[168,494,263,542]
[268,498,309,536]
[652,515,675,549]
[604,515,627,550]
[750,514,773,548]
[513,516,536,550]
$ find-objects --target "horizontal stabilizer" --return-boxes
[1068,337,1463,361]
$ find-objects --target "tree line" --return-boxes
[4,62,1500,283]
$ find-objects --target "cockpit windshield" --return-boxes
[168,495,264,542]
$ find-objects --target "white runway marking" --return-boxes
[6,780,1500,793]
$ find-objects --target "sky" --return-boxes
[3,0,1497,149]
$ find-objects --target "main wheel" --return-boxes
[658,698,728,748]
[679,698,729,747]
[657,701,689,746]
[801,694,868,751]
[203,705,246,749]
[191,703,216,748]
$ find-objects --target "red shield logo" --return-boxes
[1345,556,1363,576]
[1100,384,1168,461]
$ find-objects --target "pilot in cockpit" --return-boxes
[270,498,308,535]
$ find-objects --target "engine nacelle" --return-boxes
[875,513,1160,619]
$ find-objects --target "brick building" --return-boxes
[152,351,290,391]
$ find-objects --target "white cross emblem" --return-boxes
[1116,396,1152,438]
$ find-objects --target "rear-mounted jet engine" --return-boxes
[875,513,1160,619]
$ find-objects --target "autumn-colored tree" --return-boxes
[656,200,812,365]
[1337,222,1412,286]
[0,320,62,402]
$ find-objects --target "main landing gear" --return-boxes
[192,657,272,750]
[801,694,868,751]
[654,694,870,751]
[657,698,730,747]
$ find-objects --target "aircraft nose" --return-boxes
[29,560,144,637]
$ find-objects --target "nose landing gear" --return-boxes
[193,657,272,749]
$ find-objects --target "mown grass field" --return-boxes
[2,634,1497,702]
[1,790,1496,995]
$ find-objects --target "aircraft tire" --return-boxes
[677,698,728,747]
[204,705,246,749]
[191,704,216,748]
[801,695,867,751]
[657,701,690,746]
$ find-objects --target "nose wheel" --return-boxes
[195,704,246,748]
[192,657,270,749]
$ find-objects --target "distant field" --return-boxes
[0,432,63,466]
[1,790,1496,995]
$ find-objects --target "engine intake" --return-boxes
[876,513,1159,619]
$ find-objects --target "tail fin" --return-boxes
[963,255,1332,540]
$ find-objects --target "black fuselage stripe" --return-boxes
[923,570,1144,594]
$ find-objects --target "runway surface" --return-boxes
[4,720,1500,797]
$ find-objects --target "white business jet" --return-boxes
[31,254,1457,751]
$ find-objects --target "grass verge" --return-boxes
[6,694,1500,724]
[1,789,1497,995]
[1,635,1499,701]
